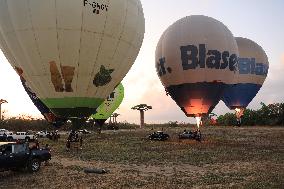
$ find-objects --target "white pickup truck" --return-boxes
[6,132,36,142]
[0,129,13,135]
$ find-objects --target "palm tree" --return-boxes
[131,104,152,128]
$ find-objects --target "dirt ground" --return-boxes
[0,126,283,189]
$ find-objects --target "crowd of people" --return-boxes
[66,130,83,150]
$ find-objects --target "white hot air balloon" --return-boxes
[0,0,145,120]
[222,37,269,125]
[155,15,239,128]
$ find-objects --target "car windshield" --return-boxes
[13,144,27,153]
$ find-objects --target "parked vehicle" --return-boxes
[178,130,202,141]
[6,132,36,142]
[0,142,51,172]
[0,135,7,142]
[78,129,91,134]
[148,131,170,141]
[36,131,50,138]
[0,129,13,135]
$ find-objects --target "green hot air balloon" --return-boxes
[91,83,124,126]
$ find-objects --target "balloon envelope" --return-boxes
[91,83,124,125]
[222,37,269,109]
[0,0,144,118]
[156,15,239,117]
[21,78,67,127]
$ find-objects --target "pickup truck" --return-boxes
[6,132,36,142]
[0,129,13,141]
[0,142,51,172]
[0,129,13,135]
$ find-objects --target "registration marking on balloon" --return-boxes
[83,0,109,14]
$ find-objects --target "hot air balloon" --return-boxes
[0,0,145,128]
[155,15,239,129]
[90,83,124,127]
[222,37,269,125]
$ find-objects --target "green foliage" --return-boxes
[217,102,284,126]
[131,104,152,111]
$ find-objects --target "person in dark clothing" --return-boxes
[2,133,7,141]
[79,136,83,149]
[66,140,71,150]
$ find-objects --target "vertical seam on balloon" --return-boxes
[5,0,42,99]
[93,0,111,99]
[110,0,128,62]
[86,0,110,98]
[122,0,142,82]
[55,0,62,97]
[74,2,85,107]
[27,0,48,98]
[100,0,129,101]
[112,0,139,98]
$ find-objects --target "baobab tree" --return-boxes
[0,99,8,120]
[110,113,120,124]
[131,104,152,128]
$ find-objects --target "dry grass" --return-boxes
[0,126,283,189]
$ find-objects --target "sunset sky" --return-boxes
[0,0,284,124]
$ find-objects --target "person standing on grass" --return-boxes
[79,136,83,149]
[2,133,7,141]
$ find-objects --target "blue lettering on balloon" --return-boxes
[238,58,268,76]
[238,58,251,74]
[157,57,167,76]
[179,44,237,71]
[156,57,173,76]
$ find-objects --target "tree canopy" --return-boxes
[217,102,284,126]
[131,104,152,111]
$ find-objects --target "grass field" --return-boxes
[0,126,283,189]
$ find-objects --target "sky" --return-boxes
[0,0,284,124]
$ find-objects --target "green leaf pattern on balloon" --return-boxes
[93,65,114,87]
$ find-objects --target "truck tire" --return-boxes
[25,137,30,142]
[27,158,41,172]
